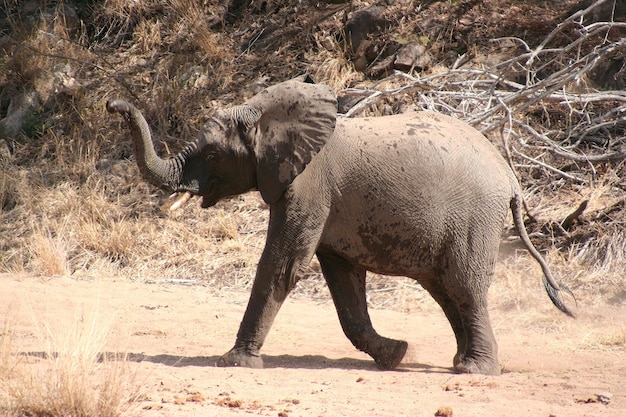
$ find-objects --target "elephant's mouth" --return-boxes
[200,195,219,208]
[160,181,219,211]
[160,191,193,211]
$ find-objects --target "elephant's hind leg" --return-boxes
[437,219,503,375]
[419,279,468,367]
[443,269,500,375]
[317,251,407,370]
[452,302,499,375]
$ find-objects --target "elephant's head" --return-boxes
[106,75,337,209]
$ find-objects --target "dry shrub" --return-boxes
[587,327,626,351]
[78,219,138,263]
[207,211,241,241]
[492,242,625,328]
[312,38,363,90]
[0,307,139,417]
[90,0,165,47]
[133,17,163,52]
[30,228,70,276]
[170,0,224,57]
[314,55,363,91]
[491,250,578,325]
[92,0,228,57]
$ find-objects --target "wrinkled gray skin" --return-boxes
[106,76,574,375]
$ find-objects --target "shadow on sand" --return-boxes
[21,351,452,373]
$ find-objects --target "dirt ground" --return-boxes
[1,274,625,417]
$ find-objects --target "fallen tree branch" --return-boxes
[511,147,588,184]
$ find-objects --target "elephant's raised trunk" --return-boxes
[106,99,183,191]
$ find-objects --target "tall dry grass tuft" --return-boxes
[170,0,225,57]
[0,306,139,417]
[312,41,363,91]
[30,227,70,276]
[0,315,14,381]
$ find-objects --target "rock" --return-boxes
[589,0,626,22]
[435,405,453,417]
[591,57,626,90]
[394,42,432,71]
[345,6,388,55]
[345,5,392,71]
[353,40,374,72]
[54,3,81,34]
[242,75,272,98]
[43,64,80,98]
[345,6,432,74]
[19,1,80,35]
[33,64,84,107]
[367,54,395,77]
[0,91,40,139]
[0,61,84,139]
[596,392,612,405]
[178,65,204,89]
[366,42,431,77]
[336,94,363,114]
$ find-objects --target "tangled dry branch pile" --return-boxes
[344,3,625,171]
[341,0,626,262]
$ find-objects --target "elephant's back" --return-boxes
[332,111,516,192]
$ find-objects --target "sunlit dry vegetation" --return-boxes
[0,305,139,417]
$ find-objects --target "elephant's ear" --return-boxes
[223,77,337,204]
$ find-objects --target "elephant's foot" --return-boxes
[453,351,465,368]
[372,339,408,370]
[453,356,500,375]
[217,348,263,368]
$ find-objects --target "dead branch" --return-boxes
[512,147,587,184]
[561,200,589,230]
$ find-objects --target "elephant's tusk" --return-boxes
[160,191,193,211]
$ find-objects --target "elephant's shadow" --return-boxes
[21,351,450,373]
[122,352,450,373]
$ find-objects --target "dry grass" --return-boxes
[29,227,70,276]
[170,0,225,57]
[0,316,13,381]
[0,165,266,284]
[312,38,364,91]
[578,325,626,351]
[0,306,139,417]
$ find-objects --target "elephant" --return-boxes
[106,75,574,375]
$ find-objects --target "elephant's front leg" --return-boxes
[216,258,293,368]
[317,251,407,370]
[217,198,325,368]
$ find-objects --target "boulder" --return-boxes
[345,6,389,71]
[393,42,432,71]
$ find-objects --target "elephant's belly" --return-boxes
[318,218,439,278]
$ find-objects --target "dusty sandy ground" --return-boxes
[1,274,624,417]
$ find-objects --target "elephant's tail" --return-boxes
[510,194,577,317]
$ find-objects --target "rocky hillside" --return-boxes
[0,0,624,302]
